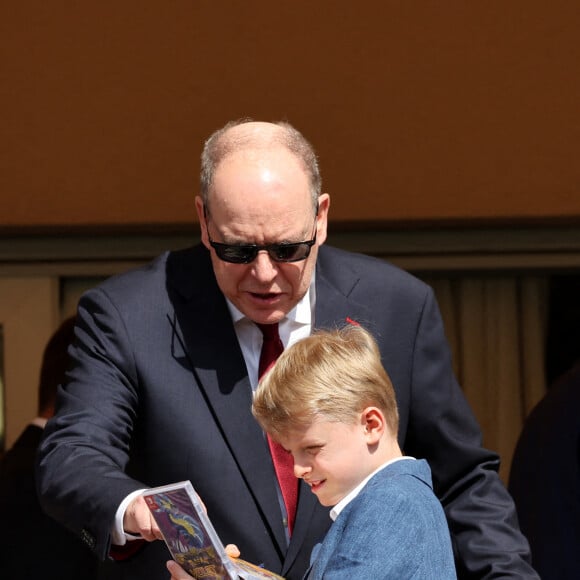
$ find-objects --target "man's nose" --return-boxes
[250,251,278,280]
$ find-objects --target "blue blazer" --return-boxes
[37,244,536,579]
[306,459,456,580]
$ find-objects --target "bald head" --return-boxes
[200,119,321,213]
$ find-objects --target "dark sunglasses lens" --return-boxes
[212,241,313,263]
[270,243,311,262]
[215,245,256,263]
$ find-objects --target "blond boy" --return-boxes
[251,325,456,579]
[168,325,456,580]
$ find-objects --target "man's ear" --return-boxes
[315,193,330,246]
[361,407,386,444]
[195,196,210,249]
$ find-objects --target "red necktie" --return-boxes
[257,323,298,536]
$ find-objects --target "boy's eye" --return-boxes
[306,446,323,456]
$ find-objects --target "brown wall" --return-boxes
[1,1,579,229]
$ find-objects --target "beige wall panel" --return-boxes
[0,278,59,449]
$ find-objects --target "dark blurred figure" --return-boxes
[0,316,99,578]
[509,362,580,580]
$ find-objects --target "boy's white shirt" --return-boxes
[330,456,417,521]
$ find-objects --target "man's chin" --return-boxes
[247,310,286,325]
[238,298,291,324]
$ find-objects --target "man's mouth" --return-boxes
[249,291,279,301]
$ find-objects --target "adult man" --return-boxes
[37,120,538,579]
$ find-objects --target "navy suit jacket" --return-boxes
[306,459,456,580]
[37,244,537,579]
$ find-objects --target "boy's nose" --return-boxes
[294,463,310,478]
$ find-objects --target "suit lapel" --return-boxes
[314,247,373,331]
[284,251,374,573]
[166,246,287,550]
[164,245,374,561]
[282,480,322,573]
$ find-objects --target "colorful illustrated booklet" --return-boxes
[143,480,285,580]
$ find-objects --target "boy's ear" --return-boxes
[361,407,386,444]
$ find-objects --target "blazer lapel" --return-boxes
[283,252,374,573]
[282,480,321,574]
[164,244,374,561]
[166,246,287,550]
[314,247,374,332]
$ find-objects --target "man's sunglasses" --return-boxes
[207,221,318,264]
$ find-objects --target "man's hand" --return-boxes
[123,495,162,541]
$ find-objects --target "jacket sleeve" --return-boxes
[404,288,538,579]
[36,286,146,560]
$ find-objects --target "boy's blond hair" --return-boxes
[252,324,399,438]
